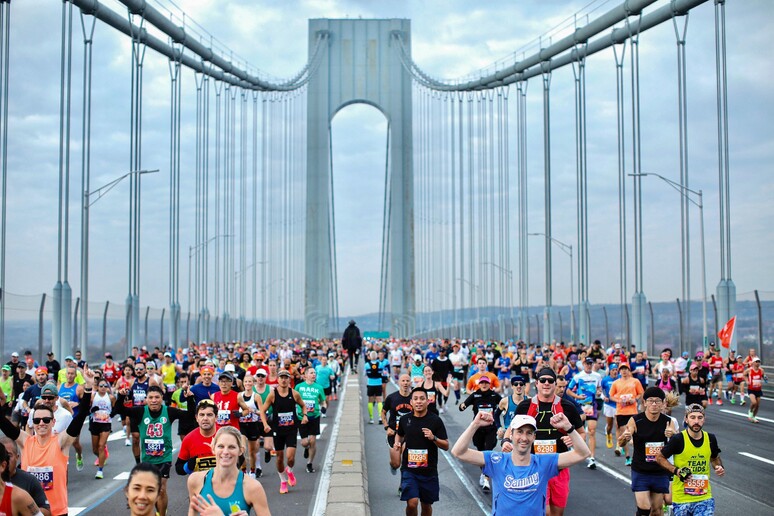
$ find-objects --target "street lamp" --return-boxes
[80,169,158,354]
[528,233,574,343]
[630,172,707,354]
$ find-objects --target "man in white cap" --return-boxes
[452,411,590,515]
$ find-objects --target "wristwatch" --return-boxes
[384,425,389,431]
[433,435,438,442]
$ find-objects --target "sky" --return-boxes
[4,0,773,324]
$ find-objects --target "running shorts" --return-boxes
[616,414,633,428]
[603,404,616,418]
[452,371,465,381]
[367,385,382,397]
[239,421,263,441]
[150,461,172,479]
[748,389,763,399]
[630,469,670,494]
[272,430,298,450]
[299,416,321,439]
[400,470,440,504]
[472,427,497,452]
[673,498,715,516]
[89,421,112,435]
[547,468,570,508]
[324,387,332,396]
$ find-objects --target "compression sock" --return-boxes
[454,389,460,401]
[377,402,383,416]
[368,403,374,419]
[278,471,287,482]
[134,455,141,464]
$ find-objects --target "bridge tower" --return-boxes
[305,19,415,338]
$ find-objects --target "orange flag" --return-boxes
[717,316,736,349]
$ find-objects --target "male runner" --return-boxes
[212,371,240,430]
[568,358,603,469]
[0,437,51,516]
[295,367,326,473]
[495,375,526,439]
[610,363,644,465]
[383,374,413,477]
[190,364,219,404]
[128,361,151,463]
[601,364,619,450]
[656,404,725,516]
[466,357,500,393]
[746,357,765,423]
[707,349,725,406]
[430,347,453,413]
[364,351,385,424]
[393,387,448,516]
[618,387,677,516]
[459,375,501,491]
[515,368,584,516]
[175,398,218,475]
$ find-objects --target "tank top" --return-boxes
[139,405,173,464]
[631,412,671,474]
[672,430,713,504]
[90,392,113,424]
[503,395,520,428]
[0,483,13,516]
[749,368,764,391]
[254,386,272,417]
[271,388,298,433]
[0,377,12,400]
[22,434,69,516]
[131,378,150,406]
[422,380,439,414]
[58,383,80,416]
[213,390,240,429]
[239,393,260,423]
[198,469,249,515]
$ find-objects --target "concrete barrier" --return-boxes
[324,375,370,516]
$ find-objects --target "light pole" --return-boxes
[81,169,158,354]
[630,173,707,354]
[483,262,515,342]
[528,233,574,343]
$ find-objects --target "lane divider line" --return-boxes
[594,460,631,485]
[738,451,774,466]
[719,409,773,424]
[311,372,348,516]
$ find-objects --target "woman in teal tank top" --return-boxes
[187,426,271,515]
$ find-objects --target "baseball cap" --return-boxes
[255,369,268,377]
[413,354,422,361]
[65,355,75,361]
[104,353,113,359]
[278,369,292,378]
[40,384,58,397]
[47,351,54,356]
[164,352,172,357]
[34,366,48,375]
[618,363,631,370]
[682,351,689,357]
[477,375,491,384]
[753,357,761,363]
[614,343,622,349]
[685,403,705,415]
[10,352,18,358]
[584,357,594,364]
[224,364,236,373]
[509,414,537,430]
[1,365,10,372]
[218,371,234,382]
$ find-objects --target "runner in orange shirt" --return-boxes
[609,363,644,466]
[466,358,500,393]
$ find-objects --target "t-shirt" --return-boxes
[295,382,326,418]
[609,377,644,415]
[568,371,602,406]
[10,469,51,513]
[190,382,219,404]
[482,451,559,516]
[314,365,334,389]
[397,412,447,476]
[600,375,618,408]
[178,429,217,472]
[383,391,413,430]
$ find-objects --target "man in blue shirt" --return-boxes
[600,364,619,451]
[451,411,590,516]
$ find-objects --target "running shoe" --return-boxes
[730,397,736,404]
[482,478,490,492]
[255,468,262,478]
[614,447,622,457]
[377,419,382,425]
[606,434,613,448]
[279,481,288,494]
[95,470,104,479]
[287,470,297,486]
[740,399,746,406]
[752,416,759,424]
[587,457,597,470]
[625,457,632,467]
[125,438,132,447]
[304,446,309,459]
[716,399,723,405]
[76,455,84,472]
[306,463,315,473]
[321,413,327,418]
[368,419,374,424]
[479,473,486,487]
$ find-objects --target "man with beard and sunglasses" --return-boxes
[127,362,152,464]
[514,368,584,516]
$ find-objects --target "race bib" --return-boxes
[133,390,147,405]
[27,466,54,491]
[427,391,436,404]
[277,411,294,427]
[582,404,595,416]
[645,441,664,462]
[479,407,493,414]
[93,410,111,423]
[407,449,429,468]
[534,439,556,454]
[144,438,165,457]
[217,410,231,425]
[683,474,709,496]
[752,378,762,388]
[305,400,316,412]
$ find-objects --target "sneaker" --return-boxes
[730,397,736,404]
[752,416,759,424]
[95,470,103,479]
[368,419,374,424]
[482,478,490,492]
[614,447,622,457]
[255,468,262,478]
[479,473,485,487]
[125,438,132,447]
[279,481,288,494]
[716,399,723,405]
[587,457,597,470]
[306,463,315,473]
[265,451,272,463]
[625,457,632,467]
[390,465,398,476]
[321,413,327,418]
[287,470,297,487]
[606,434,613,448]
[377,419,382,425]
[76,455,84,472]
[304,447,309,459]
[740,399,746,406]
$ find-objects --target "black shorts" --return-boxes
[299,416,321,439]
[452,371,465,381]
[89,421,112,435]
[148,461,172,479]
[240,421,263,441]
[616,414,633,428]
[382,377,389,384]
[387,433,396,448]
[324,386,332,396]
[472,427,497,452]
[367,385,383,397]
[273,430,297,450]
[748,389,763,399]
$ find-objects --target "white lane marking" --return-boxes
[106,430,126,442]
[763,397,774,402]
[739,451,774,466]
[594,460,631,485]
[719,409,774,424]
[69,508,86,515]
[439,449,489,515]
[311,373,348,516]
[114,471,130,480]
[387,378,488,515]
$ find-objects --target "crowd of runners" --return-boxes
[0,325,766,515]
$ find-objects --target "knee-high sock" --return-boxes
[368,402,374,419]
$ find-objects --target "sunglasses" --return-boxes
[512,382,525,387]
[99,384,110,388]
[33,417,53,425]
[538,377,556,384]
[197,399,216,407]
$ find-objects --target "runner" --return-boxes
[129,362,151,463]
[515,367,585,516]
[610,363,644,465]
[449,343,468,403]
[726,355,745,404]
[0,437,51,516]
[430,346,453,413]
[117,363,136,447]
[56,367,83,470]
[0,366,95,516]
[213,371,240,431]
[601,364,619,450]
[176,399,218,475]
[707,349,725,406]
[378,349,391,400]
[420,365,448,416]
[257,369,309,494]
[251,370,275,465]
[656,404,725,516]
[390,343,404,381]
[171,373,197,441]
[314,356,335,416]
[382,374,413,478]
[364,351,385,424]
[392,387,448,516]
[618,387,676,516]
[0,445,44,516]
[190,365,219,404]
[409,355,425,387]
[186,426,270,516]
[568,358,603,470]
[236,375,262,478]
[117,385,195,516]
[295,367,326,473]
[89,379,115,479]
[681,363,708,410]
[453,411,590,516]
[495,375,527,441]
[466,357,500,393]
[746,357,765,423]
[458,375,501,491]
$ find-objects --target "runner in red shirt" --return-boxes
[102,354,121,385]
[746,357,765,423]
[175,399,218,474]
[212,372,241,430]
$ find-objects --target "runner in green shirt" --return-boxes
[295,367,327,472]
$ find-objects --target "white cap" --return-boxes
[413,354,422,361]
[10,352,18,357]
[753,357,761,362]
[509,414,538,430]
[224,363,236,372]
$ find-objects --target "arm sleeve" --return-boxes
[460,393,475,408]
[709,433,721,458]
[660,433,684,459]
[66,392,92,438]
[0,409,20,440]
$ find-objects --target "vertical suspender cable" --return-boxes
[0,0,8,353]
[457,92,464,331]
[467,92,476,333]
[450,92,457,334]
[252,90,258,332]
[613,39,628,347]
[542,61,553,346]
[213,81,222,325]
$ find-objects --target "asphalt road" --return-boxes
[364,375,774,516]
